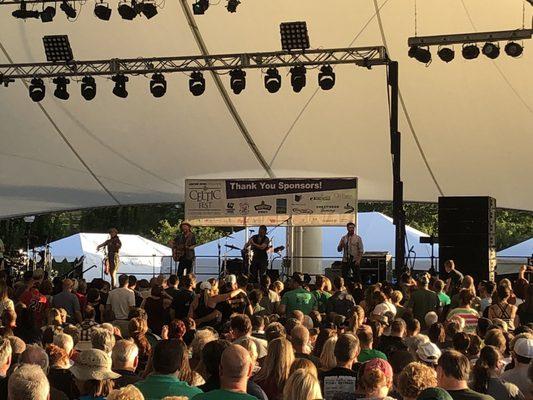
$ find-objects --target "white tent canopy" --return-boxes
[194,212,438,277]
[497,238,533,275]
[38,233,172,282]
[0,1,532,218]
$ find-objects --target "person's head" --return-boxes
[179,273,196,290]
[199,339,231,380]
[484,329,507,356]
[436,350,470,387]
[230,314,252,339]
[398,362,438,400]
[359,358,393,397]
[19,344,49,373]
[180,222,191,233]
[291,325,310,352]
[390,319,406,338]
[417,341,442,366]
[406,318,421,336]
[479,280,496,298]
[255,337,294,388]
[333,276,345,291]
[107,385,145,400]
[46,343,70,369]
[391,290,403,305]
[8,364,49,400]
[91,328,116,354]
[69,348,118,397]
[251,315,265,333]
[496,285,511,303]
[111,340,139,371]
[0,337,12,376]
[258,225,267,236]
[417,388,454,400]
[428,323,446,344]
[191,328,219,365]
[53,332,74,356]
[128,275,137,289]
[152,339,186,375]
[118,274,129,287]
[357,325,374,349]
[129,317,148,339]
[452,332,471,355]
[290,358,318,378]
[319,336,338,370]
[109,228,118,237]
[471,345,503,393]
[219,344,253,389]
[346,222,356,235]
[433,279,445,294]
[335,333,359,366]
[62,278,74,292]
[167,274,179,288]
[425,312,438,329]
[264,321,286,342]
[512,337,533,365]
[47,308,62,326]
[476,318,492,339]
[444,260,455,273]
[418,274,430,289]
[283,368,322,400]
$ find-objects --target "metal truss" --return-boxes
[0,46,388,81]
[408,28,533,47]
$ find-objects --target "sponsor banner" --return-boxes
[185,178,357,227]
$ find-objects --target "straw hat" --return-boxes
[69,349,120,381]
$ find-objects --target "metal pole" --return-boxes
[388,61,406,277]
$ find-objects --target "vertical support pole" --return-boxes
[388,61,406,277]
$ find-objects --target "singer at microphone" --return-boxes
[337,222,364,283]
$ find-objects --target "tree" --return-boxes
[151,219,225,246]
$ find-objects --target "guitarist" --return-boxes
[96,228,122,288]
[245,225,270,283]
[172,222,197,277]
[337,222,364,283]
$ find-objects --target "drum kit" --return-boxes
[218,240,285,278]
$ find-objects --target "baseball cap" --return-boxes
[417,388,453,400]
[417,341,442,365]
[363,358,393,381]
[225,274,237,285]
[514,338,533,358]
[200,281,212,290]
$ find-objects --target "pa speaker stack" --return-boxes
[438,196,496,282]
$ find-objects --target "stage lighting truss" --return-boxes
[408,28,532,63]
[43,35,74,62]
[0,46,388,99]
[1,0,159,21]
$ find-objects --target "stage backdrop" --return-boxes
[185,178,358,226]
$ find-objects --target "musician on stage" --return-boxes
[337,222,364,283]
[245,225,270,283]
[96,228,122,288]
[172,222,196,277]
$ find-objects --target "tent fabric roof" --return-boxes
[498,238,533,257]
[1,1,532,218]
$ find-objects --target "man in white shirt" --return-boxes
[337,222,364,283]
[106,274,135,320]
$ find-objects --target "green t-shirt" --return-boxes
[192,389,257,400]
[438,292,451,308]
[407,288,440,323]
[358,348,388,362]
[311,290,332,313]
[135,374,202,400]
[281,287,317,315]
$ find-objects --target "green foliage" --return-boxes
[150,219,224,246]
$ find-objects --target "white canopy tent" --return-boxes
[36,233,172,282]
[194,212,438,278]
[497,238,533,275]
[0,1,532,218]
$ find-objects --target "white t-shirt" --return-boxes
[373,301,397,317]
[106,287,135,320]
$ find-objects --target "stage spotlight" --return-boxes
[53,76,70,100]
[505,42,523,57]
[280,21,310,51]
[229,69,246,94]
[40,6,56,22]
[437,46,454,63]
[482,42,500,59]
[118,0,137,20]
[226,0,240,12]
[264,68,281,93]
[94,1,112,20]
[290,65,306,93]
[150,73,166,98]
[112,74,128,98]
[140,1,157,18]
[408,45,431,64]
[318,65,335,90]
[193,0,209,15]
[12,2,40,19]
[462,44,480,60]
[81,76,96,100]
[60,1,77,18]
[189,71,205,96]
[29,78,45,102]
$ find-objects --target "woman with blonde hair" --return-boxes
[290,358,318,378]
[189,279,245,328]
[283,368,322,400]
[319,336,338,371]
[254,337,295,400]
[107,385,145,400]
[129,317,151,373]
[397,362,438,400]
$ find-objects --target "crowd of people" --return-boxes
[0,259,532,400]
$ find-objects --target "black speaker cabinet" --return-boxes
[438,196,496,282]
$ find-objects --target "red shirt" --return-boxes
[19,288,49,327]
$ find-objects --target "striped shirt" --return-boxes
[447,307,479,333]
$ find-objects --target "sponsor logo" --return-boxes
[227,202,235,209]
[239,203,249,214]
[294,195,302,202]
[292,208,313,214]
[310,196,332,201]
[344,203,355,213]
[254,201,272,212]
